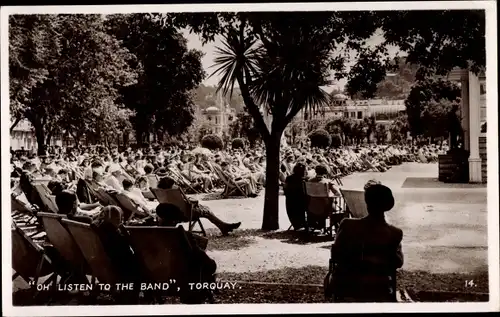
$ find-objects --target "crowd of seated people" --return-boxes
[10,141,442,303]
[10,142,444,214]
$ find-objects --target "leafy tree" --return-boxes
[375,57,418,99]
[10,15,137,155]
[405,78,461,138]
[325,117,357,145]
[325,119,342,135]
[229,112,261,147]
[288,121,304,145]
[105,14,205,145]
[9,15,62,133]
[345,10,485,97]
[389,113,410,143]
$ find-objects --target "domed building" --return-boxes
[331,93,349,106]
[202,104,236,135]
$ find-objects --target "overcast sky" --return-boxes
[183,29,402,93]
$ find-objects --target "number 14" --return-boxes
[465,280,476,288]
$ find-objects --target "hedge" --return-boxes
[231,138,246,149]
[308,129,331,148]
[201,134,224,150]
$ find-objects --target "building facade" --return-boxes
[201,105,237,135]
[323,94,406,121]
[10,119,66,152]
[10,119,37,151]
[446,68,487,183]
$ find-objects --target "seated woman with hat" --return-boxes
[328,181,404,302]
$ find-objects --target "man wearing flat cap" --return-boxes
[329,180,404,302]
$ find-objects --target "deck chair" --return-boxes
[97,188,120,206]
[38,212,91,285]
[167,167,200,194]
[146,174,159,189]
[209,163,248,198]
[12,224,58,298]
[142,190,156,200]
[150,187,206,236]
[339,189,368,218]
[61,218,121,285]
[33,184,59,213]
[304,182,346,236]
[12,194,39,226]
[113,192,148,224]
[123,225,213,303]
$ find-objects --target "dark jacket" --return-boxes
[283,174,307,229]
[330,216,404,302]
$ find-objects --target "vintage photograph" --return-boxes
[2,2,497,314]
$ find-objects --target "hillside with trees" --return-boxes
[193,84,245,112]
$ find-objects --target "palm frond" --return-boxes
[209,31,261,99]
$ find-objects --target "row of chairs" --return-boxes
[12,213,212,304]
[81,179,206,236]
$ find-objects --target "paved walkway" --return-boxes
[198,163,488,275]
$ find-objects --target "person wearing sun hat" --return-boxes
[328,180,403,303]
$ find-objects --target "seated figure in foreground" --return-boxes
[328,182,404,302]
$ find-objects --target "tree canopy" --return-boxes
[105,14,205,145]
[405,78,461,139]
[9,14,137,154]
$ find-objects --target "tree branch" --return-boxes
[283,105,304,130]
[236,73,270,143]
[10,117,22,133]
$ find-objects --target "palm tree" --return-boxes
[211,18,332,230]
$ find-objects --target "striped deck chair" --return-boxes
[167,167,200,194]
[208,162,248,198]
[12,224,58,299]
[339,189,368,218]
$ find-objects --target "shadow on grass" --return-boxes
[198,191,250,201]
[204,226,335,248]
[261,230,334,245]
[206,228,334,246]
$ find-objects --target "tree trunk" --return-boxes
[123,130,129,147]
[34,119,46,156]
[46,132,53,147]
[262,132,281,231]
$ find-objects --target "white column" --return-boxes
[460,76,470,151]
[468,71,482,183]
